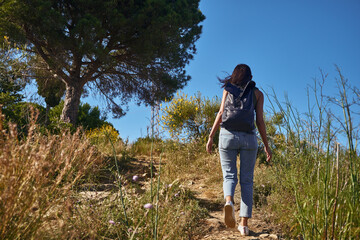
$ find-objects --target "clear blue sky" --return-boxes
[101,0,360,142]
[25,0,359,142]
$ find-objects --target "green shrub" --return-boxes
[48,101,108,132]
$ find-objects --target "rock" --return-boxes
[269,234,278,239]
[260,233,270,238]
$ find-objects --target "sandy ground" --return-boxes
[186,177,283,240]
[116,155,284,239]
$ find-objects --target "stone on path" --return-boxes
[260,233,278,239]
[269,234,278,239]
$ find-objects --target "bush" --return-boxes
[161,91,220,144]
[48,101,108,132]
[86,124,123,155]
[86,124,120,144]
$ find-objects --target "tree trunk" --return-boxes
[45,103,50,126]
[60,81,83,124]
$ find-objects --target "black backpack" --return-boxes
[221,81,257,133]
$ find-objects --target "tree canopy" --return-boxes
[0,0,205,124]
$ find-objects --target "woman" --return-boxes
[206,64,272,236]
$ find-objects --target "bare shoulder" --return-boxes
[222,88,229,98]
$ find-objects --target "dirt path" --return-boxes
[122,156,283,239]
[188,178,282,240]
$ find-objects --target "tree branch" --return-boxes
[24,25,71,83]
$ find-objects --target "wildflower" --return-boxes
[144,203,153,209]
[109,220,115,225]
[132,175,139,182]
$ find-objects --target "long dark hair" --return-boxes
[219,64,253,88]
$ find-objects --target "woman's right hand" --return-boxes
[206,137,213,154]
[265,146,272,162]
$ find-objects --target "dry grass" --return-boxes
[0,110,103,239]
[0,109,210,239]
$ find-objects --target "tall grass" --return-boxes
[263,68,359,239]
[0,109,103,239]
[0,108,209,239]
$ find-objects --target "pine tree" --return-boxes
[0,0,205,124]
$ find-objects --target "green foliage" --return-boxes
[0,36,47,135]
[32,56,66,108]
[0,78,23,111]
[1,83,46,136]
[77,102,108,130]
[48,101,108,132]
[0,0,205,122]
[5,102,46,133]
[0,80,23,107]
[0,36,26,107]
[161,91,220,143]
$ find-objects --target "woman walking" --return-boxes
[206,64,272,236]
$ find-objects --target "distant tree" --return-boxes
[0,0,205,124]
[32,56,66,124]
[0,36,27,122]
[0,37,46,133]
[77,102,108,130]
[0,78,24,119]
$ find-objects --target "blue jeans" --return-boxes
[219,127,258,218]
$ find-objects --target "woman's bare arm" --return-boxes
[255,90,272,162]
[206,89,228,153]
